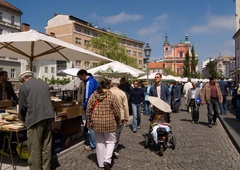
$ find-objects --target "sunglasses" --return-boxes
[155,76,160,78]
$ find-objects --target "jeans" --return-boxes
[235,97,240,120]
[144,101,151,116]
[131,103,142,131]
[89,128,96,149]
[114,120,124,151]
[219,95,227,114]
[207,98,220,124]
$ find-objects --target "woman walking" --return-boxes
[86,78,121,169]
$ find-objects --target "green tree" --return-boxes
[191,46,198,77]
[183,50,191,78]
[209,58,218,78]
[87,33,137,68]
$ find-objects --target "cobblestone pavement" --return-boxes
[56,99,240,170]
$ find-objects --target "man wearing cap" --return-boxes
[18,71,54,170]
[109,79,129,156]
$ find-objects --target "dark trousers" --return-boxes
[189,99,199,122]
[207,98,220,124]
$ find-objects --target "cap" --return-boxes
[19,70,33,80]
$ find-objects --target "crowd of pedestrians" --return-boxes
[75,70,240,169]
[2,66,239,170]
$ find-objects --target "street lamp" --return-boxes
[144,43,151,84]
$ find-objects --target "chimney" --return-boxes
[49,32,56,38]
[20,23,30,32]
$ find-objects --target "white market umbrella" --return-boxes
[137,72,167,80]
[148,96,172,113]
[0,29,112,70]
[87,61,144,77]
[61,68,82,77]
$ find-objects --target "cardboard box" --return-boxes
[57,105,84,119]
[0,100,13,108]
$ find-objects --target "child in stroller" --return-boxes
[145,107,176,156]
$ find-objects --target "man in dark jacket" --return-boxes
[18,71,54,170]
[149,73,171,122]
[0,71,19,105]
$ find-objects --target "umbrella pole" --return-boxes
[30,60,33,71]
[72,77,75,102]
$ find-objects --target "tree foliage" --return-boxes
[209,58,218,78]
[162,66,177,76]
[87,33,138,68]
[191,46,198,76]
[183,50,191,78]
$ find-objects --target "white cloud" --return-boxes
[137,14,168,36]
[103,12,143,24]
[138,24,161,36]
[189,15,235,33]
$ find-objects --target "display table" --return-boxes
[0,121,26,170]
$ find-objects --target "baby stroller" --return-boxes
[144,107,176,156]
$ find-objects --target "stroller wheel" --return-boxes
[144,136,149,149]
[158,144,164,156]
[170,136,176,150]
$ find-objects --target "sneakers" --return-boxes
[103,162,111,170]
[137,125,141,129]
[208,124,212,128]
[133,130,137,133]
[114,151,119,157]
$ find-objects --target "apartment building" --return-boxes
[0,1,22,89]
[45,14,145,71]
[233,0,240,81]
[202,56,235,79]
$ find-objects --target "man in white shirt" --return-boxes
[183,78,193,112]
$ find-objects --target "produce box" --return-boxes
[0,100,13,108]
[56,105,84,119]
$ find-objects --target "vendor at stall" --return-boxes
[18,70,54,170]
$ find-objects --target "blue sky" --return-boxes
[7,0,236,68]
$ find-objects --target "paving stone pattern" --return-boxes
[56,98,240,170]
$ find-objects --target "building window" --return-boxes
[84,40,89,46]
[180,51,183,58]
[51,67,55,73]
[138,52,142,57]
[56,61,67,76]
[75,25,81,32]
[133,51,137,56]
[10,69,15,78]
[127,50,131,55]
[84,61,90,67]
[75,37,81,45]
[11,16,14,25]
[92,62,98,67]
[218,64,222,68]
[138,60,143,65]
[84,29,90,35]
[0,12,2,21]
[76,60,81,66]
[33,65,36,72]
[93,32,98,37]
[45,67,48,73]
